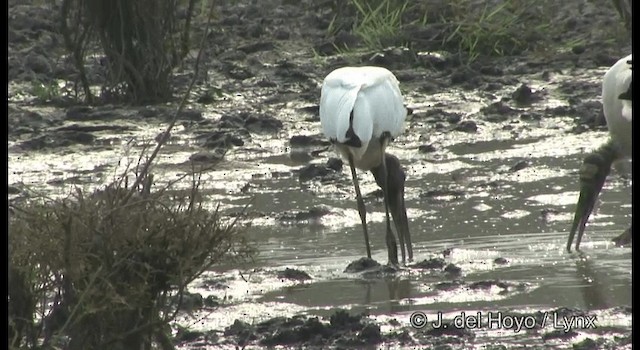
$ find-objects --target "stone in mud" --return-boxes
[446,114,462,124]
[367,47,414,68]
[325,158,343,172]
[418,144,436,153]
[344,257,381,273]
[292,207,330,222]
[204,295,219,308]
[509,160,528,172]
[218,113,246,129]
[189,151,226,163]
[361,264,399,278]
[453,120,477,133]
[485,114,510,122]
[433,280,464,291]
[420,189,465,199]
[468,280,509,290]
[511,83,544,106]
[411,258,446,270]
[289,135,329,147]
[443,263,462,276]
[202,131,245,148]
[416,50,451,70]
[541,329,578,341]
[277,268,312,281]
[20,130,95,150]
[493,257,509,265]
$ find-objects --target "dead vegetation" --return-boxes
[9,168,254,349]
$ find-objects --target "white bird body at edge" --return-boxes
[319,66,413,266]
[602,53,632,157]
[566,53,632,252]
[320,66,406,170]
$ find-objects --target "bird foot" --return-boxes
[612,226,632,247]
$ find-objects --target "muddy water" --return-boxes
[9,65,631,348]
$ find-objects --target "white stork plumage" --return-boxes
[319,66,413,265]
[567,54,632,252]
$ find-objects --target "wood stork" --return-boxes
[566,54,632,252]
[319,66,413,265]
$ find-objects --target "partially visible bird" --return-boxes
[566,54,632,252]
[319,66,413,265]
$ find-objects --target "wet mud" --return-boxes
[8,0,632,349]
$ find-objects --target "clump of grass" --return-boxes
[29,80,61,101]
[440,0,553,63]
[9,170,254,349]
[350,0,409,50]
[331,0,558,64]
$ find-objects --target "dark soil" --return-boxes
[8,0,631,349]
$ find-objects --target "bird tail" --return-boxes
[621,100,632,121]
[320,83,361,144]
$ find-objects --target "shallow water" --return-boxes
[8,66,631,348]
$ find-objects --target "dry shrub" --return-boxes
[60,0,198,103]
[9,173,253,350]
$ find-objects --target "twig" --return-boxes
[122,1,217,205]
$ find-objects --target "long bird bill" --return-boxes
[566,147,615,252]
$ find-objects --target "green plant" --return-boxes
[351,0,409,50]
[442,0,552,64]
[30,80,61,101]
